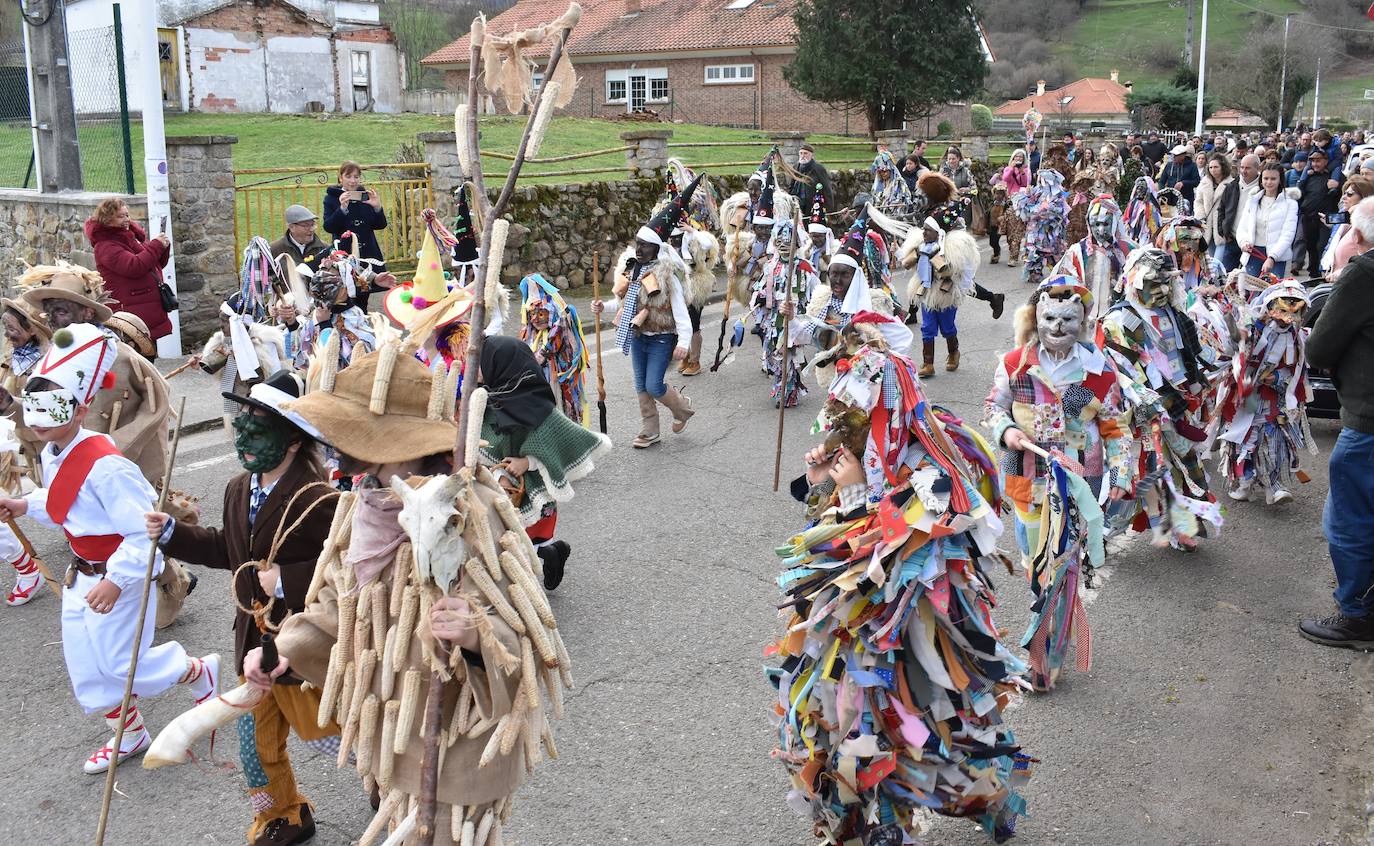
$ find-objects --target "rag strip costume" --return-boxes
[752,213,818,408]
[1212,282,1318,503]
[1051,195,1136,322]
[1098,248,1222,549]
[20,323,216,774]
[274,343,573,846]
[0,297,50,604]
[1155,217,1226,294]
[1124,176,1163,246]
[870,148,914,215]
[984,280,1129,690]
[518,274,589,424]
[1013,169,1070,287]
[201,293,286,434]
[158,372,339,844]
[770,312,1034,846]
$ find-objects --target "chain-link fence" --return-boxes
[67,24,136,193]
[0,31,35,189]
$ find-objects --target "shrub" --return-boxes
[970,104,994,133]
[937,120,953,138]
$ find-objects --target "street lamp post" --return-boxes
[1193,0,1209,136]
[1277,13,1292,132]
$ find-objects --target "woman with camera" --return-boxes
[84,197,173,340]
[1321,175,1374,281]
[321,160,388,311]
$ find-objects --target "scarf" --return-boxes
[479,334,557,432]
[344,487,407,588]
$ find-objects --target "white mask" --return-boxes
[22,388,78,429]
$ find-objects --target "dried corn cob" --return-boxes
[369,341,399,414]
[378,699,399,791]
[390,545,412,616]
[541,724,558,760]
[554,628,574,690]
[379,625,397,701]
[449,684,473,742]
[451,804,467,843]
[305,493,354,606]
[427,359,450,421]
[465,714,498,740]
[498,683,529,757]
[336,660,358,767]
[465,387,488,470]
[442,361,462,420]
[525,82,560,158]
[356,694,380,775]
[520,639,540,711]
[478,714,508,767]
[317,642,344,728]
[394,669,421,755]
[500,550,554,628]
[371,582,389,656]
[337,592,359,666]
[354,584,373,660]
[464,559,524,635]
[467,490,502,581]
[460,817,476,846]
[319,331,340,393]
[474,809,494,846]
[359,788,404,846]
[508,583,557,668]
[455,108,470,174]
[541,661,564,720]
[391,585,419,669]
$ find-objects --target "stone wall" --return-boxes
[0,190,146,272]
[166,135,238,340]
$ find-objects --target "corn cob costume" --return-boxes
[769,312,1034,846]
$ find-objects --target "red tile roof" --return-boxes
[994,77,1131,118]
[422,0,801,66]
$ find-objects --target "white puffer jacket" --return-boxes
[1235,190,1299,262]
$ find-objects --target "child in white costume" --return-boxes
[0,323,218,774]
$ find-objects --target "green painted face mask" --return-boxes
[232,412,293,473]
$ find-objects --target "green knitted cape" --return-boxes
[480,410,612,525]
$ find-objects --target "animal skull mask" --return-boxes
[391,474,467,594]
[1036,293,1086,356]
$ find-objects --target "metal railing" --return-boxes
[233,162,434,275]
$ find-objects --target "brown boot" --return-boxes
[919,340,936,378]
[633,392,660,448]
[681,333,703,376]
[659,386,695,433]
[945,335,960,372]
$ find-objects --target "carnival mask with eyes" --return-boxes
[1176,224,1205,253]
[309,269,351,313]
[1037,295,1085,356]
[232,411,295,473]
[1131,178,1150,202]
[1089,208,1117,245]
[1129,249,1177,308]
[774,227,796,259]
[1266,297,1306,327]
[529,305,552,331]
[828,263,854,299]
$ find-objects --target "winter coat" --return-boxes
[789,159,832,211]
[1236,191,1299,261]
[1195,175,1232,244]
[268,230,329,268]
[1001,164,1031,195]
[1141,140,1168,171]
[1308,251,1374,433]
[1298,168,1343,219]
[321,185,388,267]
[1159,160,1202,204]
[84,219,172,339]
[1217,177,1258,243]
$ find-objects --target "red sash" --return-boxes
[46,436,125,563]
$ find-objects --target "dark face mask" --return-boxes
[232,412,294,473]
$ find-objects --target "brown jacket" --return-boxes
[274,478,526,807]
[162,451,337,671]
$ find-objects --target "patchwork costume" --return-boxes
[518,274,589,424]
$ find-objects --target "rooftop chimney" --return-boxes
[624,0,640,14]
[1110,69,1119,84]
[1036,79,1046,96]
[1125,80,1133,92]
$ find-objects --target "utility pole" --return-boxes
[1184,0,1195,69]
[23,0,83,191]
[1277,13,1292,132]
[1193,0,1209,136]
[1312,56,1321,129]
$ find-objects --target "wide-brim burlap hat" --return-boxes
[106,311,156,358]
[0,297,52,344]
[21,270,114,322]
[283,347,457,465]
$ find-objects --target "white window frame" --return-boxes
[704,63,755,86]
[606,67,668,108]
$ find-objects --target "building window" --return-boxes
[606,68,667,107]
[704,63,755,85]
[607,78,627,103]
[532,72,544,90]
[649,77,669,102]
[725,0,756,8]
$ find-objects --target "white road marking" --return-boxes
[182,452,236,472]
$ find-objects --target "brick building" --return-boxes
[422,0,865,134]
[64,0,403,114]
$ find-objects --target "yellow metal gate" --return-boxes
[233,162,434,276]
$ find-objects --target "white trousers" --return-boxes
[62,571,188,714]
[0,522,21,563]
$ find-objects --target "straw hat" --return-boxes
[283,346,456,464]
[106,311,156,358]
[0,297,52,344]
[20,267,114,322]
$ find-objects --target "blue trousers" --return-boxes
[630,332,676,397]
[1244,254,1287,278]
[1323,428,1374,617]
[1217,241,1242,272]
[921,306,958,341]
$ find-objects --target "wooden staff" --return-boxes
[5,518,59,599]
[163,356,201,380]
[592,251,607,434]
[711,230,741,372]
[771,228,801,492]
[416,14,577,846]
[95,396,188,846]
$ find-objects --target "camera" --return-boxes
[1327,211,1350,225]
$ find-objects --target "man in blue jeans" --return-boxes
[1302,196,1374,649]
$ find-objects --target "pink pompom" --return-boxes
[412,297,429,309]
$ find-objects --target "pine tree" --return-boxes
[784,0,988,134]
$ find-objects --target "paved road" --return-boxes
[0,254,1369,846]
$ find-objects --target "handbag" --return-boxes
[158,280,179,312]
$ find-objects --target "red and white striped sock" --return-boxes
[11,553,35,576]
[101,702,147,752]
[178,656,205,686]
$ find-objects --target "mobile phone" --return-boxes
[159,216,167,235]
[360,190,370,202]
[1328,211,1350,225]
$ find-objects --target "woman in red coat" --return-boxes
[84,198,173,339]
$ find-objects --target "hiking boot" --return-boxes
[254,805,316,846]
[991,292,1006,320]
[1299,613,1374,650]
[945,336,960,372]
[919,340,936,378]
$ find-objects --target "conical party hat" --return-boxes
[384,226,455,327]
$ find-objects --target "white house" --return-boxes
[64,0,403,114]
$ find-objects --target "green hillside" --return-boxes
[1058,0,1374,121]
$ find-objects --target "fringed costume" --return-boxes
[519,274,588,425]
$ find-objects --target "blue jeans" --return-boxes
[1244,254,1286,278]
[1218,241,1242,272]
[1323,428,1374,617]
[920,306,958,341]
[630,332,676,397]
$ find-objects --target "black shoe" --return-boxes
[991,292,1005,320]
[1298,613,1374,650]
[539,540,570,591]
[186,571,198,597]
[255,804,315,845]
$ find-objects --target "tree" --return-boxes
[786,0,988,134]
[1209,24,1319,130]
[1126,83,1214,131]
[383,1,487,90]
[970,104,994,132]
